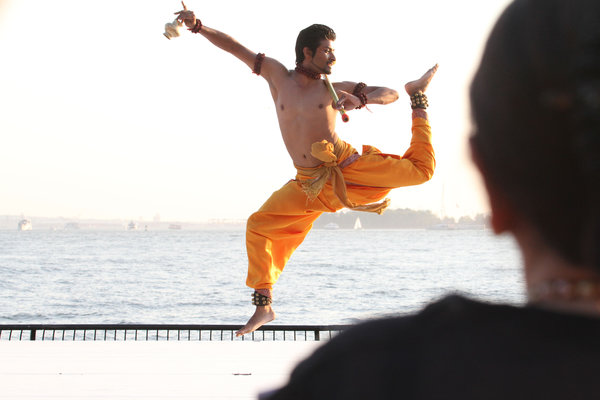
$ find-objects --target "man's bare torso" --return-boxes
[269,71,340,168]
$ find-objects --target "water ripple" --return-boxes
[0,229,523,324]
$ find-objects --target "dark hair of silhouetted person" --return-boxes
[470,0,600,269]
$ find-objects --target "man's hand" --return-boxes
[334,91,362,111]
[174,1,196,29]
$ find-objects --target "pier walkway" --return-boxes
[0,324,348,400]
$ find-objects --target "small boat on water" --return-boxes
[64,222,80,230]
[127,221,138,230]
[324,222,340,230]
[17,219,32,231]
[426,223,456,230]
[353,217,362,230]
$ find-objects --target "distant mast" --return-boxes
[440,183,447,221]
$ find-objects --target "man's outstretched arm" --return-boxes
[175,2,288,85]
[332,81,400,111]
[331,64,438,111]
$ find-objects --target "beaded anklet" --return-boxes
[410,91,429,109]
[252,291,272,306]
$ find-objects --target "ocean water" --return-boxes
[0,228,523,325]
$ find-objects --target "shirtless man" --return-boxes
[175,3,438,336]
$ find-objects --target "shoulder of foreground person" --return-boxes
[267,295,496,399]
[267,294,600,400]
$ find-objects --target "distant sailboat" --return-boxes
[353,217,362,230]
[427,182,455,230]
[17,219,32,231]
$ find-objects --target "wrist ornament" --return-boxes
[188,19,202,33]
[410,91,428,109]
[253,53,266,76]
[357,92,368,109]
[353,82,368,109]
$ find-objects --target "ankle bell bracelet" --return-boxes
[410,91,429,109]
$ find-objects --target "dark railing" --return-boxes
[0,324,350,341]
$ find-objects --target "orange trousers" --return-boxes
[245,117,435,291]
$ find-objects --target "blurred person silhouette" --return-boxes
[261,0,600,398]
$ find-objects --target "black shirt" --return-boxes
[267,295,600,400]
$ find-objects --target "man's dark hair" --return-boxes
[470,0,600,269]
[295,24,336,65]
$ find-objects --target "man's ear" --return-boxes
[302,46,313,61]
[487,181,515,234]
[470,138,516,234]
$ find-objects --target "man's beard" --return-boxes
[311,60,332,75]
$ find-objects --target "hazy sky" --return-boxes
[0,0,512,223]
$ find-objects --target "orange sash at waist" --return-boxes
[294,140,389,214]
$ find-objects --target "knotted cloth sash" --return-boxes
[295,140,390,214]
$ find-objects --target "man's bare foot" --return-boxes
[235,306,276,337]
[405,64,439,95]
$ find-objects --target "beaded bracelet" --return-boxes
[188,19,202,33]
[357,92,368,109]
[353,82,368,109]
[410,91,429,109]
[252,291,272,306]
[253,53,266,76]
[353,82,367,95]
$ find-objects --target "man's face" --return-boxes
[309,39,336,74]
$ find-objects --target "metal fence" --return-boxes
[0,324,350,341]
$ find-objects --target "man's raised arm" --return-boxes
[175,2,287,84]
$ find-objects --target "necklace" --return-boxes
[295,64,322,80]
[528,279,600,303]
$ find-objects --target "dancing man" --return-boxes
[175,2,438,336]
